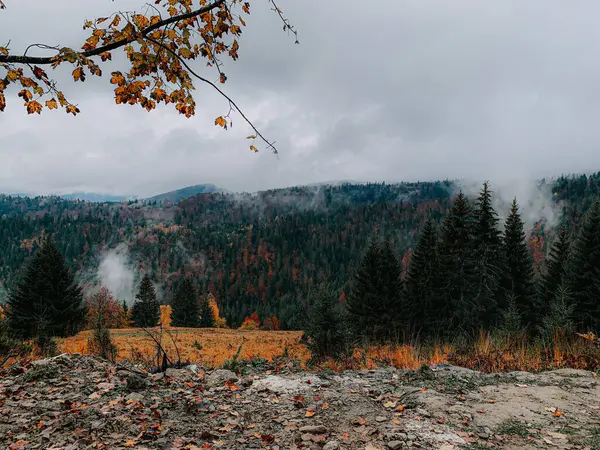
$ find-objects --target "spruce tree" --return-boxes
[563,199,600,332]
[471,182,503,328]
[437,192,478,336]
[171,277,200,327]
[346,236,404,343]
[130,274,160,328]
[498,199,536,329]
[538,284,575,344]
[199,293,216,327]
[7,236,86,339]
[537,226,570,320]
[405,219,440,337]
[306,283,350,360]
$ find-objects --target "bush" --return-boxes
[88,324,118,362]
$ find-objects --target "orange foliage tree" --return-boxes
[207,293,227,328]
[239,312,260,330]
[0,0,298,153]
[160,305,172,328]
[85,286,126,329]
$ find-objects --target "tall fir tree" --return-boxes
[171,277,200,327]
[346,236,404,343]
[405,219,440,337]
[437,192,478,336]
[471,182,503,328]
[199,293,216,327]
[130,274,160,328]
[498,199,536,329]
[537,226,570,319]
[7,236,86,339]
[563,199,600,332]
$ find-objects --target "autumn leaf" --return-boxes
[72,67,86,82]
[0,93,5,112]
[26,100,42,114]
[66,104,80,116]
[249,145,258,153]
[111,15,121,27]
[215,116,227,127]
[305,409,316,417]
[0,46,8,55]
[110,72,126,86]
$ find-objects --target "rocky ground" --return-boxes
[1,354,600,449]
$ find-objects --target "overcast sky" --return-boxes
[2,0,600,197]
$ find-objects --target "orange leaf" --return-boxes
[305,410,316,417]
[72,67,85,82]
[249,145,258,153]
[215,116,226,127]
[0,93,6,112]
[26,100,42,115]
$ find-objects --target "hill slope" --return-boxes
[0,174,597,328]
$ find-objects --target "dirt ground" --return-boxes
[1,355,600,449]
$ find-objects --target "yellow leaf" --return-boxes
[0,93,5,112]
[6,70,19,81]
[26,100,42,115]
[111,15,121,27]
[0,47,7,55]
[249,145,258,153]
[215,116,226,127]
[45,98,58,110]
[96,17,109,24]
[66,104,80,116]
[72,67,85,82]
[305,410,316,417]
[246,135,256,139]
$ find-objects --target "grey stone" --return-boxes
[323,441,340,450]
[388,441,404,450]
[206,369,238,388]
[125,392,144,402]
[299,425,328,434]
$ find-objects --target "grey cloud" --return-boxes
[2,0,600,197]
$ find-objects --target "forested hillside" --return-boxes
[0,174,599,329]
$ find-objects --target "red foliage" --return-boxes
[85,285,126,329]
[262,316,281,331]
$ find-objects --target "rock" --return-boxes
[206,369,238,388]
[406,434,416,441]
[323,441,340,450]
[125,392,144,402]
[299,425,328,434]
[126,374,148,391]
[388,441,404,450]
[415,408,430,418]
[376,416,387,422]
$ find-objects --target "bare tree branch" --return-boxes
[146,35,278,155]
[0,0,225,65]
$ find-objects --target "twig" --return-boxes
[146,35,278,155]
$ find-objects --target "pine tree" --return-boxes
[537,226,570,320]
[7,236,86,339]
[563,199,600,332]
[130,274,160,328]
[346,236,404,343]
[538,284,575,344]
[306,282,350,360]
[199,293,216,328]
[437,192,478,336]
[171,277,200,327]
[498,199,536,329]
[405,219,440,337]
[471,182,503,328]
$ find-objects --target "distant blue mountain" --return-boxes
[59,192,135,202]
[146,184,226,203]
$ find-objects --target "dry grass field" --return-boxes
[49,328,600,373]
[59,327,311,368]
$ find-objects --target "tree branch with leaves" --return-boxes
[0,0,298,154]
